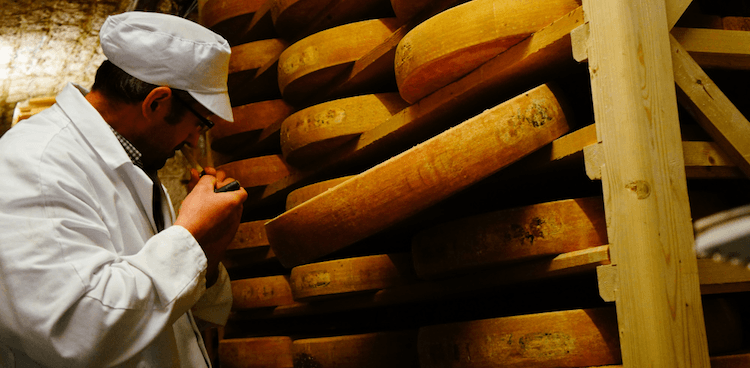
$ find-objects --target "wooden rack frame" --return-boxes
[576,0,750,366]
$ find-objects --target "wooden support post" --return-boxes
[582,0,710,366]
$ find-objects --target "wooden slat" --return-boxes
[584,140,742,180]
[666,0,693,29]
[218,336,293,368]
[671,33,750,180]
[672,27,750,70]
[285,175,353,210]
[277,18,400,104]
[250,7,584,211]
[394,0,581,103]
[586,353,750,368]
[418,308,622,368]
[292,330,419,367]
[583,0,710,366]
[232,275,295,309]
[599,258,750,302]
[412,196,607,280]
[265,84,571,268]
[280,93,409,166]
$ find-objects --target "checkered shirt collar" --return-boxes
[109,126,144,169]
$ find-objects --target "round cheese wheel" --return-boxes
[292,330,419,367]
[217,155,292,189]
[232,275,295,309]
[286,176,355,210]
[219,336,293,368]
[418,308,621,367]
[280,93,408,166]
[289,253,416,301]
[395,0,580,103]
[278,18,400,104]
[210,99,294,153]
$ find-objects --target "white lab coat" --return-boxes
[0,83,232,367]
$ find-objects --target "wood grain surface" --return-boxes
[412,196,607,279]
[418,308,621,367]
[292,330,419,367]
[277,18,400,104]
[289,253,416,300]
[280,93,409,166]
[395,0,581,103]
[218,336,293,368]
[265,84,571,268]
[210,99,294,153]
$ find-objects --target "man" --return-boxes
[0,12,247,367]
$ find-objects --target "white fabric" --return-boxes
[99,11,234,122]
[0,83,232,367]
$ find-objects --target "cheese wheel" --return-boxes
[286,176,355,210]
[231,275,295,309]
[289,253,416,300]
[210,99,294,153]
[278,18,400,104]
[412,197,608,279]
[200,0,264,29]
[227,39,288,104]
[280,93,409,166]
[219,336,293,368]
[266,84,570,268]
[418,308,621,367]
[395,0,580,103]
[217,155,292,189]
[292,330,419,367]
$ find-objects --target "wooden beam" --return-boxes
[672,27,750,70]
[584,140,742,180]
[666,0,692,29]
[598,259,750,302]
[582,0,710,366]
[671,33,750,179]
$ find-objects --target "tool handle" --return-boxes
[215,180,241,193]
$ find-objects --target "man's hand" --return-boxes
[175,167,246,286]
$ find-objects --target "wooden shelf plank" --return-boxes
[672,27,750,70]
[584,140,742,180]
[598,257,750,302]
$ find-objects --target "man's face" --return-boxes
[135,96,211,171]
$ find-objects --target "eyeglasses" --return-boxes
[172,93,214,132]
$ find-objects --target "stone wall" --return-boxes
[1,0,198,210]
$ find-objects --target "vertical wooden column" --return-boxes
[582,0,710,367]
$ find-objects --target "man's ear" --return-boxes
[142,86,173,122]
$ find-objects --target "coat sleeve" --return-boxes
[0,125,211,367]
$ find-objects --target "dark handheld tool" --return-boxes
[180,147,241,193]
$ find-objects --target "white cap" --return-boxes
[99,11,234,122]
